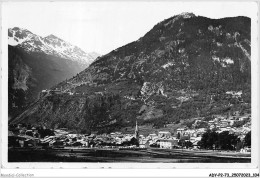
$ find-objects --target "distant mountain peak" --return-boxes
[178,12,196,18]
[45,34,65,42]
[8,27,99,65]
[11,27,33,33]
[160,12,196,28]
[46,34,58,38]
[8,27,35,46]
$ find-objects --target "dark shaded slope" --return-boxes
[8,45,86,119]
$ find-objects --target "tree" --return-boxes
[244,131,251,147]
[184,120,195,128]
[217,131,239,150]
[199,130,218,149]
[122,137,139,147]
[199,130,240,150]
[185,141,193,148]
[130,137,139,146]
[38,128,54,138]
[177,132,181,139]
[178,139,186,148]
[236,141,243,151]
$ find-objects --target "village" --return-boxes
[8,108,251,153]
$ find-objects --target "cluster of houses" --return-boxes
[144,111,251,150]
[40,88,74,97]
[8,110,251,151]
[193,112,251,134]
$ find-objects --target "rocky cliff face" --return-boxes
[11,13,251,133]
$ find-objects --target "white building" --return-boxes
[158,131,171,138]
[176,128,186,136]
[148,133,158,140]
[158,139,178,149]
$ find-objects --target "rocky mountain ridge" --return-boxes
[8,27,99,66]
[11,13,251,134]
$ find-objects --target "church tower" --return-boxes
[135,120,139,140]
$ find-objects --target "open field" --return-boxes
[8,148,250,163]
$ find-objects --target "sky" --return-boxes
[2,1,257,55]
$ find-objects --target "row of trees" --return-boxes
[198,130,251,150]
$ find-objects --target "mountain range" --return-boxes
[10,13,251,134]
[8,27,99,119]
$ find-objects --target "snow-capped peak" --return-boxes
[45,34,60,39]
[44,34,69,47]
[8,27,35,46]
[8,27,99,65]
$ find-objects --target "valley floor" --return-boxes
[8,147,250,163]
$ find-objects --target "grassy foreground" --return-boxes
[8,147,250,163]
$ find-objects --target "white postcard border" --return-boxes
[1,0,259,172]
